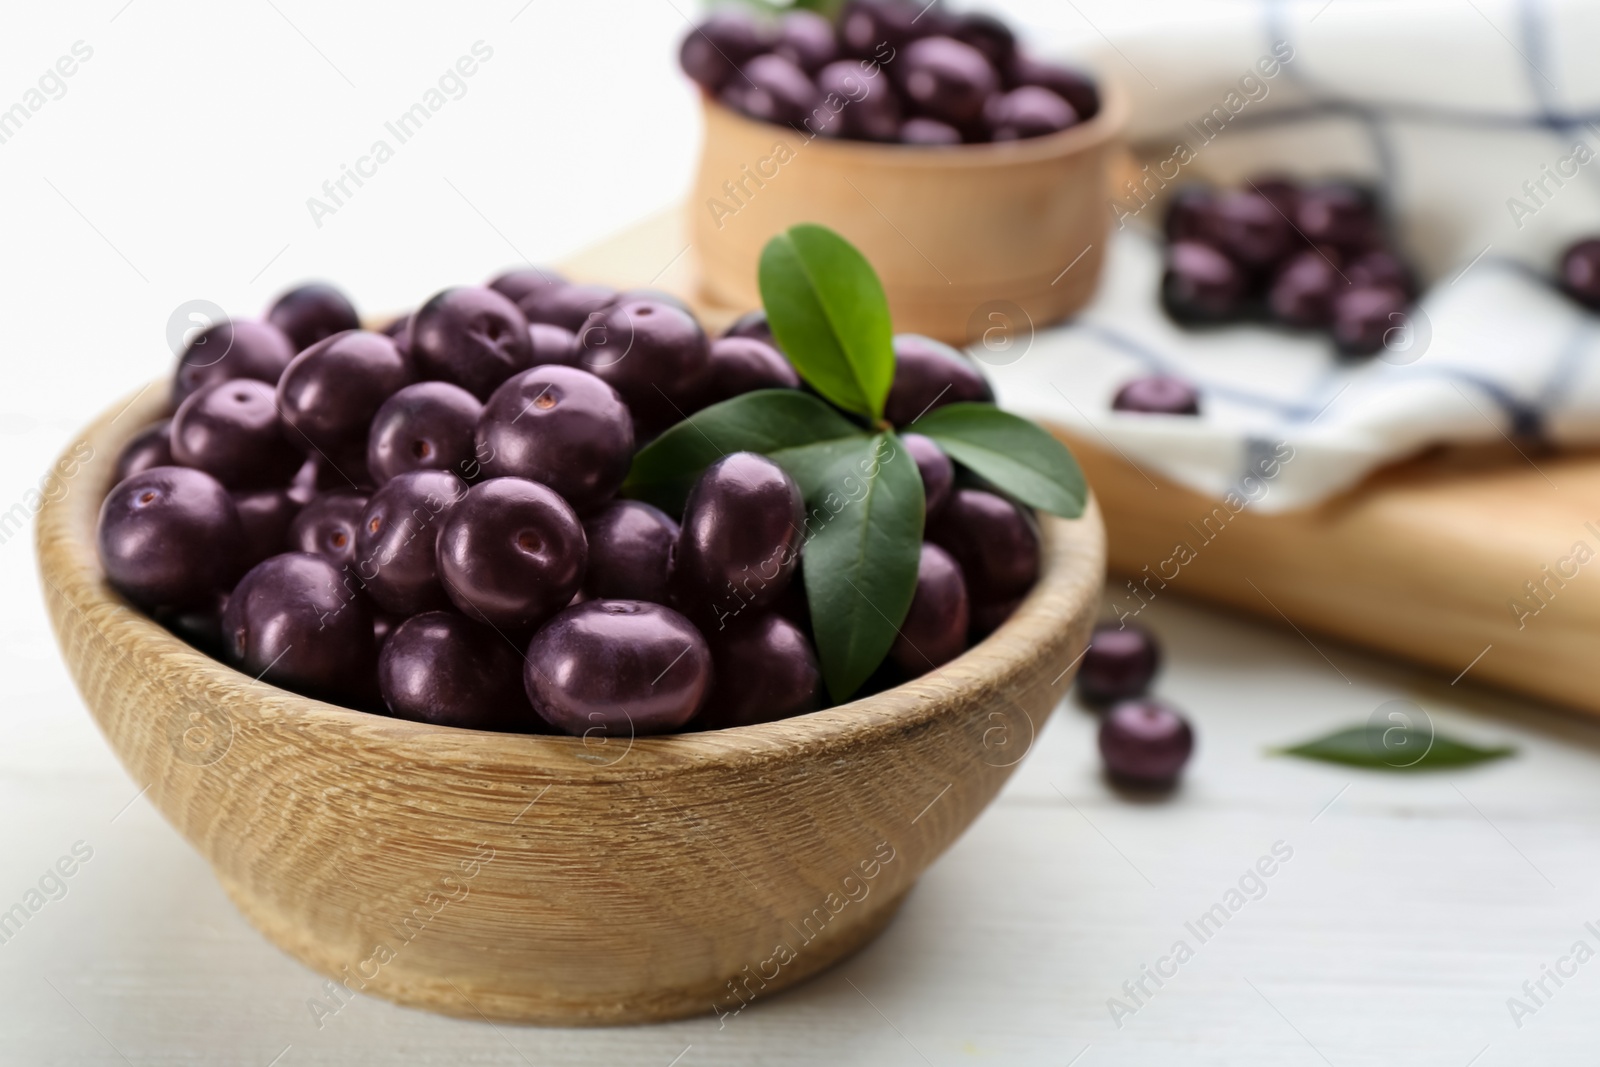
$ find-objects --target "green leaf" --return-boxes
[624,390,866,513]
[803,432,925,702]
[759,224,895,420]
[910,403,1087,518]
[1273,724,1515,771]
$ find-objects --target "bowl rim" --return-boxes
[39,379,1105,783]
[697,75,1128,170]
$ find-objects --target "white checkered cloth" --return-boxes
[985,0,1600,512]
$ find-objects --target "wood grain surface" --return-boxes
[35,383,1106,1025]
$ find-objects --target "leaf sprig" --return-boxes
[624,224,1086,701]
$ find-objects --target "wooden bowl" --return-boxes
[690,85,1127,344]
[36,383,1105,1025]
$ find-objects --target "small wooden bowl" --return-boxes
[37,383,1105,1025]
[691,85,1127,344]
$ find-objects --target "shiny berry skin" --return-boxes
[695,613,822,729]
[436,477,587,630]
[98,466,244,610]
[674,452,805,627]
[723,310,776,345]
[816,61,902,142]
[277,330,412,458]
[1269,251,1343,328]
[952,11,1016,69]
[577,298,711,431]
[726,54,822,128]
[583,500,679,603]
[1008,54,1099,121]
[1250,175,1300,218]
[1562,239,1600,309]
[1161,241,1246,323]
[1202,190,1292,268]
[266,282,360,353]
[524,600,712,736]
[986,86,1077,140]
[379,611,532,730]
[840,0,929,58]
[1297,184,1378,249]
[477,366,634,513]
[233,488,302,567]
[901,117,963,145]
[697,337,801,407]
[409,287,533,401]
[172,319,296,406]
[223,552,374,705]
[1112,376,1201,415]
[898,37,998,128]
[528,322,580,367]
[1077,621,1161,706]
[775,9,838,72]
[1164,186,1213,242]
[890,543,969,675]
[1348,249,1417,298]
[367,381,482,485]
[929,488,1038,604]
[679,9,774,93]
[372,609,402,650]
[487,267,566,307]
[1332,286,1409,356]
[883,334,994,426]
[287,490,368,569]
[518,283,617,332]
[354,470,468,614]
[902,432,952,517]
[1099,699,1194,787]
[114,419,174,483]
[170,379,303,489]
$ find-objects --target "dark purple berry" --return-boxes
[488,267,566,307]
[929,488,1038,604]
[379,611,532,731]
[223,552,374,705]
[1249,175,1300,218]
[354,470,468,614]
[524,600,712,736]
[1348,249,1417,298]
[724,54,822,129]
[98,466,243,609]
[890,543,969,675]
[673,452,804,628]
[266,282,360,353]
[1099,699,1193,787]
[577,298,711,433]
[367,381,482,486]
[970,594,1021,640]
[901,117,963,145]
[696,337,801,408]
[114,419,174,483]
[233,487,302,567]
[436,477,587,630]
[172,319,296,406]
[1332,286,1409,356]
[372,609,402,651]
[902,432,952,517]
[1561,238,1600,310]
[723,310,775,344]
[1269,251,1343,328]
[583,500,679,604]
[1164,187,1213,243]
[528,322,579,367]
[952,12,1016,69]
[518,283,617,332]
[409,287,533,401]
[695,613,822,729]
[1297,184,1378,249]
[1008,54,1099,121]
[1203,190,1292,268]
[986,86,1077,140]
[898,37,998,127]
[476,366,633,512]
[775,10,838,72]
[287,490,368,569]
[170,379,303,489]
[884,335,993,426]
[679,9,774,93]
[816,61,902,142]
[839,0,930,58]
[277,330,413,458]
[1161,241,1246,323]
[1077,621,1161,706]
[1112,376,1201,415]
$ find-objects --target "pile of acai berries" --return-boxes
[97,276,1036,736]
[680,0,1099,145]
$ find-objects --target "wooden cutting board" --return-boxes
[563,208,1600,718]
